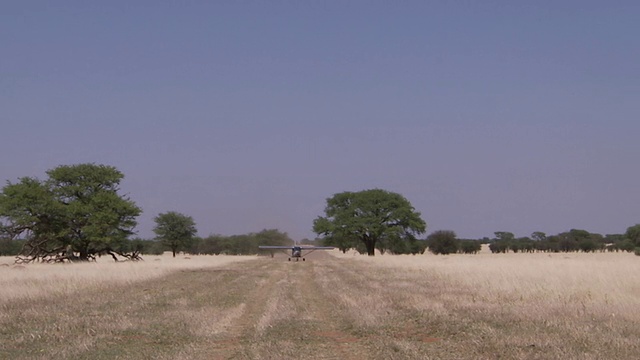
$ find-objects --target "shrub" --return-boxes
[488,241,509,253]
[459,240,481,254]
[427,230,458,255]
[0,238,24,256]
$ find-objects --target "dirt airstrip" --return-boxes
[0,252,451,359]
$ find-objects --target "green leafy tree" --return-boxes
[312,216,358,253]
[427,230,458,255]
[0,164,141,262]
[625,224,640,246]
[192,229,291,256]
[488,241,509,253]
[313,189,426,256]
[568,229,591,241]
[494,231,515,242]
[197,234,225,255]
[531,231,546,242]
[555,229,597,253]
[578,238,598,252]
[0,238,24,256]
[153,211,197,257]
[255,229,292,247]
[410,239,429,255]
[222,234,256,255]
[617,239,635,252]
[459,240,482,254]
[557,233,577,252]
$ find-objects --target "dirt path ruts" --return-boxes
[1,253,421,360]
[198,252,376,359]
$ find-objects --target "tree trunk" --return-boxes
[172,248,177,257]
[365,239,376,256]
[79,246,89,261]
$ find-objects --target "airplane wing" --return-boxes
[258,246,335,250]
[258,245,335,260]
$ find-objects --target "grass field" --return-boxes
[0,254,256,303]
[1,251,639,359]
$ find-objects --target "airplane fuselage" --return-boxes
[291,246,302,258]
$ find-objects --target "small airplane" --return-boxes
[258,245,334,261]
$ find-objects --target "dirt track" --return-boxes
[1,252,447,360]
[185,252,441,359]
[198,252,378,359]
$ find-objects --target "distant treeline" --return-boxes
[3,227,640,258]
[482,228,640,254]
[187,229,292,255]
[318,226,640,256]
[424,227,640,255]
[0,229,293,258]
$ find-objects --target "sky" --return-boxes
[1,1,639,241]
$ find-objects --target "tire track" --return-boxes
[292,255,375,360]
[195,253,377,359]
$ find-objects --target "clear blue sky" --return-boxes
[2,1,639,240]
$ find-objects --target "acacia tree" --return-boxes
[427,230,458,255]
[625,224,640,246]
[315,228,358,254]
[531,231,547,242]
[153,211,197,257]
[0,164,142,262]
[254,229,292,247]
[313,189,426,256]
[494,231,515,242]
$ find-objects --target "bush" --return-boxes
[578,239,598,252]
[618,239,635,253]
[459,240,481,254]
[129,239,164,255]
[188,229,292,255]
[427,230,458,255]
[488,241,508,253]
[0,238,24,256]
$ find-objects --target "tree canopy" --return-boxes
[0,164,141,262]
[153,211,197,257]
[427,230,459,255]
[313,189,426,256]
[625,224,640,246]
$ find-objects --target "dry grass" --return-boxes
[0,254,256,303]
[332,250,640,320]
[2,250,639,359]
[330,250,640,359]
[0,254,262,360]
